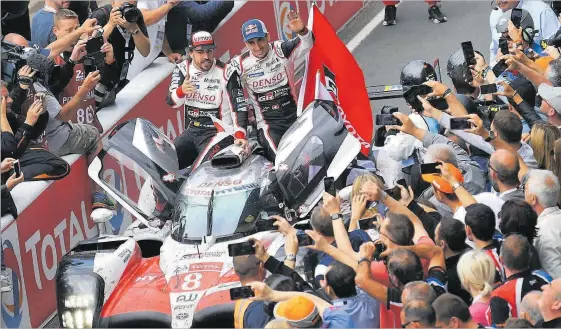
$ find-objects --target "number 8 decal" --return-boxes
[181,272,202,291]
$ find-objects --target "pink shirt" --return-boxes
[470,301,490,327]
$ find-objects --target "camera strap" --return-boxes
[117,26,135,81]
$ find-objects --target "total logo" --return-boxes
[1,240,24,329]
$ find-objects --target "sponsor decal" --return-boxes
[176,313,190,320]
[244,215,255,223]
[204,78,220,84]
[180,252,227,260]
[193,33,213,44]
[189,263,222,271]
[1,236,26,329]
[206,85,219,91]
[252,73,284,89]
[244,24,258,35]
[198,180,243,188]
[248,72,264,78]
[185,93,216,103]
[176,292,199,303]
[118,249,132,263]
[272,104,280,110]
[236,97,245,103]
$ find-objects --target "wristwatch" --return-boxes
[358,257,371,265]
[130,28,140,36]
[485,130,495,143]
[285,254,296,262]
[330,213,343,221]
[452,182,463,191]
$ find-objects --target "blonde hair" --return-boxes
[351,174,385,218]
[456,250,496,298]
[530,122,561,170]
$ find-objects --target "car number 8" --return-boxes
[181,272,203,291]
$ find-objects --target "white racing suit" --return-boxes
[227,30,314,161]
[166,58,248,170]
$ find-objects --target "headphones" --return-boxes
[522,26,537,44]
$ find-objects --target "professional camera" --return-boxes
[545,30,561,48]
[84,29,105,75]
[1,41,60,89]
[119,2,140,23]
[475,100,509,128]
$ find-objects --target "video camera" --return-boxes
[474,99,509,128]
[83,29,105,75]
[1,40,60,89]
[119,2,140,23]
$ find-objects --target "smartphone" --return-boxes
[297,234,313,247]
[324,176,336,196]
[480,84,498,95]
[427,97,449,110]
[385,186,401,200]
[511,8,523,29]
[461,41,477,66]
[229,286,255,300]
[375,114,400,126]
[255,215,278,232]
[420,162,441,174]
[499,37,509,56]
[450,118,472,130]
[396,178,408,189]
[359,217,378,230]
[492,59,509,77]
[373,242,387,261]
[86,34,104,54]
[13,160,21,178]
[228,241,256,257]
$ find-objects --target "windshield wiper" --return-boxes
[206,189,214,236]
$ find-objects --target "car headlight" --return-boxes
[56,273,104,328]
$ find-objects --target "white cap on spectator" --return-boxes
[538,84,561,114]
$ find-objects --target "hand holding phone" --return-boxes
[255,213,278,232]
[375,114,400,126]
[511,8,522,29]
[480,84,498,95]
[229,286,255,300]
[297,233,313,247]
[450,117,473,130]
[228,241,256,257]
[499,37,509,56]
[13,160,21,178]
[492,60,509,77]
[461,41,477,66]
[324,177,336,196]
[359,217,378,230]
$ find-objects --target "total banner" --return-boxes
[0,1,369,328]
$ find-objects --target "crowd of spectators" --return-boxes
[223,1,561,328]
[0,0,234,291]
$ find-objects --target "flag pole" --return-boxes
[297,3,315,116]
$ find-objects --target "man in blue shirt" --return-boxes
[31,0,71,48]
[323,261,380,328]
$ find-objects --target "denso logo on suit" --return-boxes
[252,72,284,89]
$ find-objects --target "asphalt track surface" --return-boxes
[43,1,493,327]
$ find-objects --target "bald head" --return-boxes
[4,33,29,47]
[501,234,530,272]
[490,149,520,187]
[233,255,264,284]
[402,281,437,305]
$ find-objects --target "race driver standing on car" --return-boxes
[227,10,313,162]
[167,31,248,170]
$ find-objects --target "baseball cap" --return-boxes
[274,296,319,328]
[241,19,268,42]
[496,9,534,33]
[421,163,464,194]
[538,83,561,114]
[189,31,216,50]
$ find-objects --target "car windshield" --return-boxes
[171,184,260,241]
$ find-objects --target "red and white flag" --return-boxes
[298,4,373,156]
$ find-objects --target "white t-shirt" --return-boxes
[127,0,167,80]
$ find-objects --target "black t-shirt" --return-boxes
[90,5,148,79]
[446,252,473,305]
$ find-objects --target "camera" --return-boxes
[119,2,140,23]
[475,100,508,128]
[84,29,105,75]
[545,30,561,48]
[1,40,60,89]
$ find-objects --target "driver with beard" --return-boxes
[227,11,314,162]
[167,31,248,171]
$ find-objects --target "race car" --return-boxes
[54,100,364,328]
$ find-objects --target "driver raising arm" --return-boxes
[227,11,313,162]
[166,31,248,170]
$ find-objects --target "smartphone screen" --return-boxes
[324,177,336,196]
[228,241,256,257]
[359,217,377,230]
[420,162,441,174]
[375,114,400,126]
[499,37,509,55]
[480,84,498,95]
[427,97,448,110]
[450,118,472,130]
[229,286,255,300]
[255,217,277,231]
[297,234,313,247]
[461,41,476,66]
[396,178,408,189]
[511,8,522,28]
[492,59,509,77]
[13,160,21,178]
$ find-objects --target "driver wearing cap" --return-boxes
[166,31,248,170]
[226,11,313,162]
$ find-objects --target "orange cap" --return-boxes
[274,296,319,327]
[421,163,464,194]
